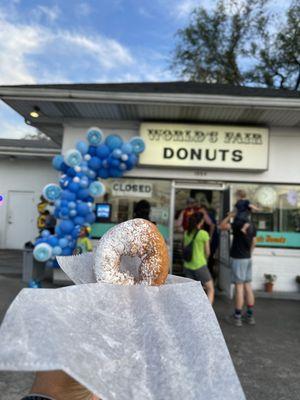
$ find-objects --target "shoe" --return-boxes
[226,314,243,327]
[243,314,256,325]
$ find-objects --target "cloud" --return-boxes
[33,5,60,22]
[76,2,92,17]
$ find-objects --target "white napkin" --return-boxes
[0,251,245,400]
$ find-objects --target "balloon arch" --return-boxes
[33,127,145,266]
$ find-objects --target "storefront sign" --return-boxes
[256,231,300,248]
[139,123,269,170]
[111,181,153,198]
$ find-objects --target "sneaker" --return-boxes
[243,314,256,325]
[226,314,243,327]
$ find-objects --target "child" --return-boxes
[233,189,260,234]
[75,227,93,254]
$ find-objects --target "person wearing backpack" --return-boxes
[183,212,214,304]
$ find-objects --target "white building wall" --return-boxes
[0,158,58,249]
[63,122,300,292]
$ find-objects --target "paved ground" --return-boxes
[0,250,299,400]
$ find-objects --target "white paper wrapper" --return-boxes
[0,252,245,400]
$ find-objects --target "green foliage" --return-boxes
[171,0,300,90]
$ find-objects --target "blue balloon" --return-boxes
[74,216,85,225]
[85,212,96,224]
[102,159,109,169]
[129,137,145,154]
[60,220,75,234]
[45,260,54,268]
[119,162,127,171]
[47,235,59,247]
[28,279,41,288]
[68,182,80,193]
[64,149,83,167]
[87,169,96,179]
[96,144,110,159]
[109,168,123,177]
[112,148,122,158]
[121,143,133,154]
[58,238,68,248]
[98,168,109,179]
[60,162,69,173]
[59,207,69,218]
[126,153,138,170]
[76,140,89,155]
[43,184,61,202]
[88,156,102,171]
[53,246,62,256]
[59,175,70,189]
[79,177,89,188]
[77,189,90,200]
[86,196,94,203]
[33,243,52,262]
[61,246,73,256]
[35,238,44,245]
[88,146,97,156]
[69,209,77,217]
[41,230,50,238]
[89,181,105,197]
[105,134,123,150]
[60,190,76,201]
[52,155,64,171]
[86,128,103,145]
[110,158,121,168]
[77,203,90,216]
[68,201,76,209]
[67,168,77,177]
[54,200,61,208]
[55,226,63,236]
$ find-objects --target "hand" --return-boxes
[30,371,99,400]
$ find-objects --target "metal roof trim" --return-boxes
[1,87,300,109]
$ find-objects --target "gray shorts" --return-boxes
[183,266,212,284]
[230,258,252,283]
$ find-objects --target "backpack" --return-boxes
[182,230,199,262]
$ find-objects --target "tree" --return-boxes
[171,0,300,90]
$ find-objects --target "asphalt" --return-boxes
[0,250,299,400]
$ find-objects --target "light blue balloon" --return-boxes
[121,143,133,154]
[87,169,96,179]
[52,155,64,171]
[69,209,77,217]
[86,127,103,145]
[59,238,68,248]
[89,181,106,197]
[41,230,51,238]
[43,184,62,202]
[112,148,122,158]
[129,137,145,154]
[64,149,83,167]
[53,246,62,256]
[68,201,76,209]
[33,243,52,262]
[76,141,89,155]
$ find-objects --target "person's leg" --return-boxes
[235,283,244,315]
[244,282,255,324]
[203,279,215,304]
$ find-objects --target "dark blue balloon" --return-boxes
[85,212,96,224]
[61,246,73,256]
[98,168,109,179]
[109,168,123,177]
[77,203,90,216]
[96,144,110,159]
[68,182,80,193]
[54,208,60,218]
[67,168,76,177]
[60,200,69,207]
[35,238,44,245]
[102,159,109,169]
[86,196,94,203]
[77,189,90,200]
[88,146,98,156]
[60,220,75,234]
[105,135,123,150]
[74,216,85,225]
[126,153,138,170]
[60,162,69,173]
[61,190,76,201]
[60,207,69,217]
[59,175,70,189]
[88,156,101,171]
[55,226,63,236]
[48,235,59,247]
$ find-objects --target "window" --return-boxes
[231,183,300,248]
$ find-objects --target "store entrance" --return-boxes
[169,181,231,294]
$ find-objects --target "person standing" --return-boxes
[183,212,214,304]
[220,213,257,326]
[175,197,201,232]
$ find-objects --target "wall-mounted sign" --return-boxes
[256,231,300,248]
[139,123,269,170]
[111,180,153,198]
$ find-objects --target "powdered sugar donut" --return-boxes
[94,219,169,285]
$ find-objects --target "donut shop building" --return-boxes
[1,82,300,294]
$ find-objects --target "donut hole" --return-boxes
[119,255,142,279]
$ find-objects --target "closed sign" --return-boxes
[112,181,153,197]
[139,123,269,170]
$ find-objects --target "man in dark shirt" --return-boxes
[220,213,257,326]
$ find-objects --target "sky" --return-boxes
[0,0,291,139]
